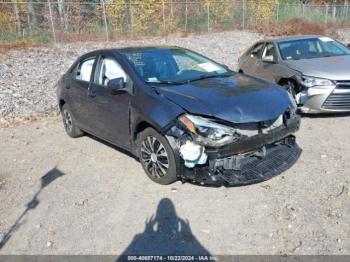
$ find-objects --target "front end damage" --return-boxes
[289,75,350,114]
[165,111,302,186]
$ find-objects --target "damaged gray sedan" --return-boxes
[238,36,350,113]
[57,47,301,186]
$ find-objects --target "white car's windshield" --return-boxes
[120,48,231,84]
[278,37,350,60]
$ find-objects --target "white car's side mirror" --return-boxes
[262,55,275,63]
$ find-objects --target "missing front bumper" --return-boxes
[182,137,302,187]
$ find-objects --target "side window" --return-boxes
[74,58,95,82]
[98,58,127,86]
[262,43,277,61]
[249,43,264,58]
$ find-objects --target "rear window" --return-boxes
[73,57,95,82]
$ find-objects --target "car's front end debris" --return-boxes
[183,135,301,186]
[166,108,301,186]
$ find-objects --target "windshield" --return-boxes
[278,37,350,60]
[120,48,230,84]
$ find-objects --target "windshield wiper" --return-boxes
[145,80,184,85]
[186,72,234,83]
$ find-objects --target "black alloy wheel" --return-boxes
[61,104,83,138]
[138,128,178,185]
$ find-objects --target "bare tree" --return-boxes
[13,0,22,37]
[27,0,37,28]
[57,0,66,30]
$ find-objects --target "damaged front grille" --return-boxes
[183,136,302,186]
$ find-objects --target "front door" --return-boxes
[242,42,265,76]
[86,56,132,148]
[255,42,279,82]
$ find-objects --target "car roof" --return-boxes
[253,35,330,46]
[80,46,183,58]
[272,35,326,43]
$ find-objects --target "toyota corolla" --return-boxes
[57,47,301,186]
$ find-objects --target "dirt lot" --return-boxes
[1,30,350,255]
[0,113,349,255]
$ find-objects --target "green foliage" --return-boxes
[27,28,54,43]
[247,0,278,23]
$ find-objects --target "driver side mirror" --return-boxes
[107,77,125,94]
[262,55,275,63]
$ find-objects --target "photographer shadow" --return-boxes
[117,198,210,260]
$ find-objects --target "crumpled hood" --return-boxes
[156,74,290,123]
[285,56,350,81]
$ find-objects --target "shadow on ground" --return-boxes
[117,198,210,260]
[0,167,65,249]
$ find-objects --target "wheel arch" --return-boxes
[277,76,302,92]
[132,120,159,157]
[59,99,66,111]
[133,121,157,142]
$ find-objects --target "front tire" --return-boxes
[138,128,178,185]
[61,104,84,138]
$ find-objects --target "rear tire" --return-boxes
[61,104,84,138]
[138,128,178,185]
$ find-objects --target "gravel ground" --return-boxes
[1,30,350,255]
[0,114,349,255]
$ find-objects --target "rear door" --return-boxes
[86,55,132,148]
[69,56,96,130]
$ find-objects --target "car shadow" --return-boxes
[116,198,211,260]
[0,168,65,249]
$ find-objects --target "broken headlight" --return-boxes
[299,75,333,88]
[178,114,240,147]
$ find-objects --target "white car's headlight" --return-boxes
[300,75,333,88]
[178,114,240,147]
